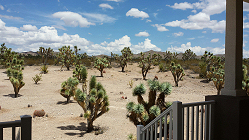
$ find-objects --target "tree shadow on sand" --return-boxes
[56,100,76,105]
[3,94,23,98]
[200,79,210,83]
[57,122,87,137]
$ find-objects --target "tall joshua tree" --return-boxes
[126,80,172,126]
[138,52,158,80]
[169,62,185,87]
[57,46,76,70]
[94,57,109,77]
[6,55,25,97]
[0,43,16,67]
[38,47,54,65]
[73,75,109,132]
[116,47,133,72]
[182,49,196,61]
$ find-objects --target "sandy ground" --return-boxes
[0,63,216,140]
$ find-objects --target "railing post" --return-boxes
[173,101,183,140]
[0,127,3,140]
[137,125,144,140]
[20,115,32,140]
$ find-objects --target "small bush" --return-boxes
[40,65,48,74]
[32,74,42,84]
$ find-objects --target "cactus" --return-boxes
[57,46,76,70]
[74,75,109,132]
[182,49,196,61]
[126,80,172,127]
[115,47,133,72]
[94,57,109,77]
[6,55,25,97]
[138,52,158,80]
[38,47,54,65]
[169,62,185,87]
[73,65,88,92]
[32,74,42,84]
[60,77,79,103]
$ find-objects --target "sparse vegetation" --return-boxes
[60,77,79,103]
[115,47,133,72]
[32,74,42,84]
[128,80,134,88]
[182,49,196,61]
[38,47,54,65]
[57,46,76,70]
[40,65,48,74]
[138,52,158,80]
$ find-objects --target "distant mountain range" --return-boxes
[18,50,225,59]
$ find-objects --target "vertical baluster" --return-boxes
[191,106,194,140]
[200,105,204,140]
[155,121,158,140]
[182,107,185,140]
[150,125,153,140]
[146,128,149,140]
[0,127,3,140]
[186,107,189,140]
[208,104,212,140]
[204,104,209,140]
[159,118,162,140]
[12,127,15,140]
[164,114,167,140]
[196,106,199,140]
[169,111,172,140]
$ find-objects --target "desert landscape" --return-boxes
[0,62,217,140]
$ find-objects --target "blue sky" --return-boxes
[1,0,249,57]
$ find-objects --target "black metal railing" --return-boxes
[0,115,32,140]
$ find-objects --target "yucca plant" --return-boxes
[40,65,48,74]
[32,74,42,84]
[60,77,79,103]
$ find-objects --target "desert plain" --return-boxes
[0,63,217,140]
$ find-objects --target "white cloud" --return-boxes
[126,8,149,19]
[81,13,116,23]
[132,38,161,54]
[106,0,122,2]
[0,19,161,56]
[188,12,210,22]
[167,2,193,10]
[211,38,219,43]
[0,5,4,10]
[52,25,66,30]
[0,14,22,20]
[52,11,95,27]
[173,32,184,37]
[20,25,38,31]
[135,31,150,37]
[146,19,152,22]
[202,31,207,33]
[99,3,113,9]
[153,13,158,18]
[191,10,197,13]
[152,24,168,31]
[167,42,225,55]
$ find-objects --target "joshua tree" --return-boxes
[242,65,249,95]
[116,47,133,72]
[163,51,173,63]
[6,55,25,97]
[60,77,79,103]
[74,75,110,132]
[38,47,54,65]
[169,62,185,87]
[73,65,88,92]
[182,49,196,61]
[153,53,162,66]
[57,46,76,70]
[126,80,172,127]
[0,43,16,67]
[94,57,109,77]
[138,52,158,80]
[210,67,225,95]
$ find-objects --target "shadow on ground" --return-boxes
[57,122,87,137]
[56,100,76,105]
[3,94,23,98]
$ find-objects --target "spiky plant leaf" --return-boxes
[132,84,146,96]
[149,105,161,116]
[133,104,144,114]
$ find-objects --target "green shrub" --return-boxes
[32,74,42,84]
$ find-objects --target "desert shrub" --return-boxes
[128,80,134,88]
[40,65,48,74]
[32,74,42,84]
[38,47,54,65]
[199,61,207,78]
[126,80,172,127]
[94,57,109,77]
[127,134,137,140]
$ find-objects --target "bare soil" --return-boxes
[0,63,216,140]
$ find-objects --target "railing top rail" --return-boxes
[0,120,21,128]
[182,100,215,107]
[141,105,172,131]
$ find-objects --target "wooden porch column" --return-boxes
[221,0,247,96]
